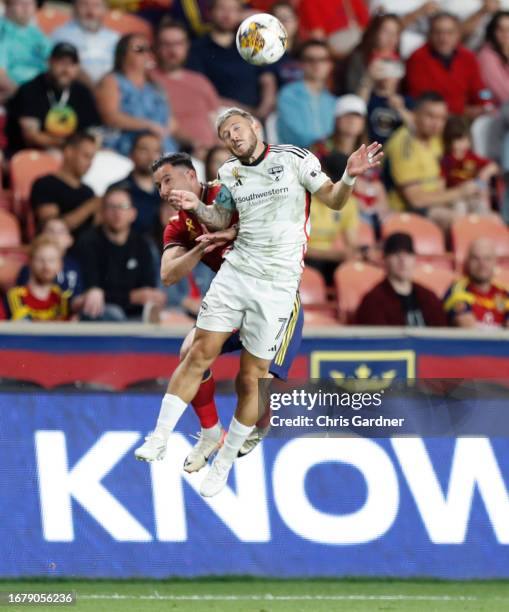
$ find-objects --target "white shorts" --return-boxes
[196,260,298,361]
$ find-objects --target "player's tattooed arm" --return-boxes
[168,185,235,231]
[194,200,232,230]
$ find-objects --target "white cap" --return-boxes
[334,94,367,118]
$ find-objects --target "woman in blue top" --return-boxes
[96,33,177,156]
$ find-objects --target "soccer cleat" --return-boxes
[183,428,226,473]
[199,457,233,497]
[238,426,270,458]
[134,433,167,462]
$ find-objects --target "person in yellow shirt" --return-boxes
[384,91,482,230]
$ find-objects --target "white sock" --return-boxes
[217,417,254,464]
[155,393,188,440]
[202,422,223,441]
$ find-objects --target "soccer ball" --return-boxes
[236,13,288,66]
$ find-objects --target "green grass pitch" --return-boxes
[1,579,509,611]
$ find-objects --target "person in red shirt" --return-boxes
[298,0,370,57]
[152,152,303,471]
[356,232,447,326]
[441,115,499,214]
[6,235,71,321]
[444,237,509,328]
[406,12,492,118]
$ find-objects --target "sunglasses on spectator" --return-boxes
[105,202,132,210]
[302,55,331,63]
[132,45,152,54]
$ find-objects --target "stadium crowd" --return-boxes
[0,0,508,329]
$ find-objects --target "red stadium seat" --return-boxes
[334,261,385,323]
[10,150,62,205]
[303,309,340,326]
[451,214,509,270]
[300,266,328,307]
[412,264,458,299]
[0,210,21,248]
[0,249,27,291]
[333,219,377,252]
[36,6,72,35]
[382,213,445,256]
[104,11,153,40]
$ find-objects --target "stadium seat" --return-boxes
[83,150,134,196]
[333,220,377,253]
[412,264,457,299]
[303,309,340,326]
[0,210,21,248]
[104,10,153,40]
[36,6,71,35]
[0,249,27,291]
[382,213,445,256]
[471,113,504,161]
[300,266,328,306]
[451,214,509,269]
[334,261,385,323]
[10,150,62,205]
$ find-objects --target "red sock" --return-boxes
[191,370,219,429]
[256,405,271,428]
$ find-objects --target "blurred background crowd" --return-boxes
[0,0,509,329]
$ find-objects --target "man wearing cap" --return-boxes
[356,232,446,326]
[277,40,337,148]
[6,42,101,153]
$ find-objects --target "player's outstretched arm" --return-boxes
[316,142,383,211]
[161,243,208,286]
[169,189,234,231]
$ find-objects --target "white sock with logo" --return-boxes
[202,422,223,441]
[154,393,188,440]
[217,417,254,464]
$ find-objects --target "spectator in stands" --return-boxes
[52,0,120,85]
[478,11,509,107]
[344,13,401,96]
[356,232,446,326]
[271,2,303,87]
[305,155,360,286]
[5,236,72,321]
[406,13,492,118]
[152,19,221,155]
[96,33,178,156]
[205,145,231,182]
[368,1,438,59]
[314,94,388,232]
[441,115,499,214]
[76,186,166,322]
[187,0,277,120]
[384,92,482,230]
[277,40,336,148]
[31,131,100,240]
[109,131,162,238]
[362,58,413,146]
[6,42,101,154]
[169,0,211,38]
[448,0,506,51]
[444,237,509,328]
[0,0,51,101]
[16,218,84,304]
[298,0,370,57]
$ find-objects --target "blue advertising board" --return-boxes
[1,392,508,579]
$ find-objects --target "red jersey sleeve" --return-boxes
[163,214,188,250]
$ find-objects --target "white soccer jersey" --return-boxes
[217,144,329,281]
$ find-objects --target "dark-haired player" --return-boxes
[142,152,303,471]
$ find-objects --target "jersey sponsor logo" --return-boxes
[232,167,244,187]
[268,165,284,181]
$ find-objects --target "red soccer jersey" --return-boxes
[162,182,236,273]
[6,284,70,321]
[441,151,490,188]
[444,278,509,327]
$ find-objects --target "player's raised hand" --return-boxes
[346,142,383,178]
[168,189,200,211]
